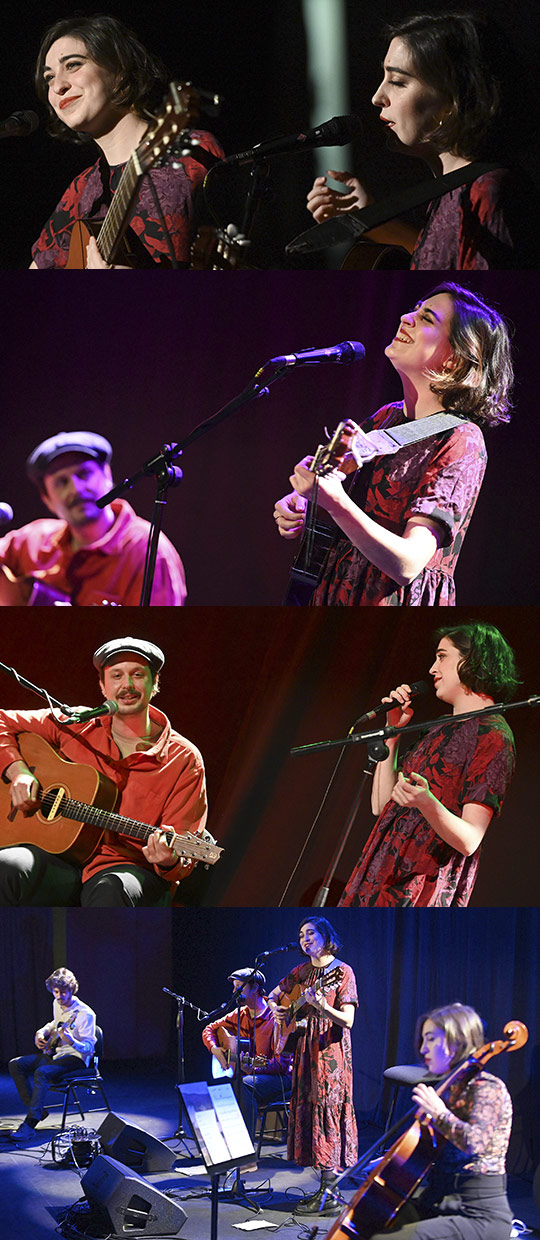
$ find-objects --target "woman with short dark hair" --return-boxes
[307,11,537,269]
[339,621,518,906]
[30,14,223,268]
[268,919,358,1216]
[275,283,513,606]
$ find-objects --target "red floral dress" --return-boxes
[339,715,515,907]
[31,130,223,268]
[273,960,358,1169]
[312,404,487,607]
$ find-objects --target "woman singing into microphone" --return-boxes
[268,917,358,1216]
[274,282,513,607]
[339,621,517,907]
[367,1003,516,1240]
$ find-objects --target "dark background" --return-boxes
[0,905,539,1176]
[1,0,539,268]
[0,604,536,907]
[0,269,538,607]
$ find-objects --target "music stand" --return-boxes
[180,1082,258,1240]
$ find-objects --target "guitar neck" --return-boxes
[97,152,143,262]
[59,795,174,850]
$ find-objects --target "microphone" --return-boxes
[64,700,119,723]
[0,503,14,528]
[256,942,298,959]
[0,111,39,139]
[218,114,361,168]
[354,680,430,727]
[267,341,366,368]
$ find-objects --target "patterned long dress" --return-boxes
[274,959,358,1169]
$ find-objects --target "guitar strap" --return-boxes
[287,161,502,254]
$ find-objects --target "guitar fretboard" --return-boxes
[97,154,141,262]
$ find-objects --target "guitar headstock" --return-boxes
[311,420,360,477]
[136,81,207,174]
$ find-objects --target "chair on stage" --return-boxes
[47,1025,112,1132]
[256,1094,291,1160]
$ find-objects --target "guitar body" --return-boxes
[65,219,155,269]
[0,566,70,607]
[211,1030,251,1079]
[340,240,412,270]
[274,966,343,1054]
[0,733,118,863]
[282,513,337,605]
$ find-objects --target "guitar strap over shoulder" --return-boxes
[287,161,501,254]
[364,410,465,458]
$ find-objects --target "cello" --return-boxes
[324,1019,528,1240]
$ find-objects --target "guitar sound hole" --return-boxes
[41,787,68,821]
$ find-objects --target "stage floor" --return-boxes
[1,1065,539,1240]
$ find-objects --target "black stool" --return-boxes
[383,1065,428,1134]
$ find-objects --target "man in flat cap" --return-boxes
[202,967,292,1136]
[0,637,210,906]
[0,431,186,605]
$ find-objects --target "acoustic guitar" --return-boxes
[0,732,222,868]
[284,419,378,604]
[42,1012,78,1055]
[0,566,71,607]
[211,1028,269,1080]
[273,965,343,1055]
[65,81,202,268]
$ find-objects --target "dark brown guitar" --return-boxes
[0,732,222,867]
[65,81,202,268]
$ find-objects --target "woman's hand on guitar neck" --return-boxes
[85,236,132,270]
[307,170,370,223]
[290,459,347,510]
[273,490,307,539]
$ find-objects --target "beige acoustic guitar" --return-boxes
[0,732,222,868]
[273,965,343,1054]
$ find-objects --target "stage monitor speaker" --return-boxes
[82,1154,187,1237]
[97,1112,177,1172]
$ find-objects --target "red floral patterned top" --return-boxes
[31,129,224,268]
[339,714,515,907]
[313,403,487,606]
[410,168,535,270]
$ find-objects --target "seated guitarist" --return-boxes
[0,431,186,606]
[6,967,96,1143]
[29,14,224,269]
[0,637,208,906]
[202,967,292,1136]
[274,283,513,607]
[306,11,538,269]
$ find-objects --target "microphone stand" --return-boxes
[163,988,208,1148]
[0,658,81,720]
[288,695,540,908]
[95,362,290,606]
